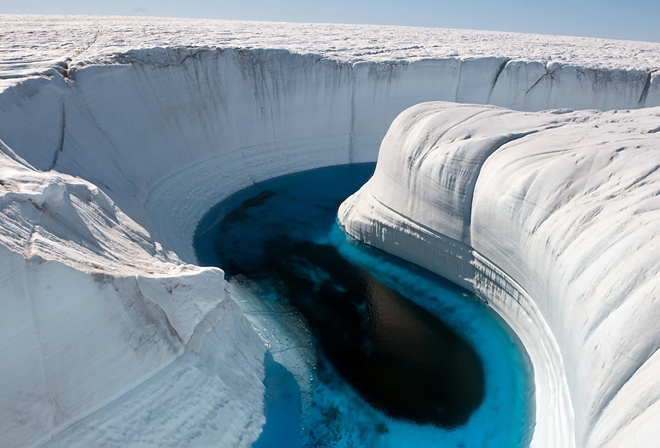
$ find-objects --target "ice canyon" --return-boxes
[1,15,659,448]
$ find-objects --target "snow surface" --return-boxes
[1,14,659,447]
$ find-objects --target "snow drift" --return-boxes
[1,15,659,448]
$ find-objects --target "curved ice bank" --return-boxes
[339,101,660,448]
[1,16,660,447]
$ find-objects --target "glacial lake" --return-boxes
[194,163,533,447]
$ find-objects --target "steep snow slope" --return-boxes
[339,102,660,448]
[1,15,659,448]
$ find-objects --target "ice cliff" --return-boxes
[1,14,659,447]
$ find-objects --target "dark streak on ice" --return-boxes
[49,102,66,170]
[487,58,510,104]
[638,70,657,107]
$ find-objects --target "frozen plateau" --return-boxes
[1,14,660,448]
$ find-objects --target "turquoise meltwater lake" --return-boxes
[194,163,533,447]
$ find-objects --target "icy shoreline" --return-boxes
[1,15,658,447]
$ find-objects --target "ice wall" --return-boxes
[339,102,660,448]
[1,19,660,447]
[1,47,658,264]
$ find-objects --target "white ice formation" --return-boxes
[339,102,660,448]
[1,14,659,448]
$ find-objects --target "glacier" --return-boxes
[1,14,659,448]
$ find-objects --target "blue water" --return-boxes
[194,163,533,447]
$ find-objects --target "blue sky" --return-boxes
[2,0,659,43]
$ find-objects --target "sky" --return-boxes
[1,0,659,43]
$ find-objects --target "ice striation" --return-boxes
[0,14,659,448]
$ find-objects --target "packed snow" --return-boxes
[1,14,659,448]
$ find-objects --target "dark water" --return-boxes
[194,163,532,447]
[271,239,484,427]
